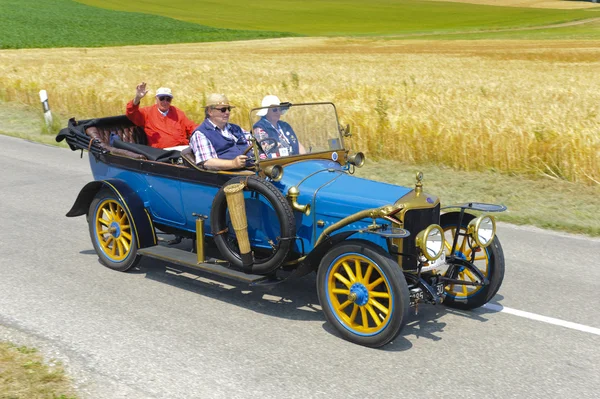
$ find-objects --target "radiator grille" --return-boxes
[401,204,441,269]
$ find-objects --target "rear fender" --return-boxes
[67,179,156,248]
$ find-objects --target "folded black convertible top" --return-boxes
[56,117,106,155]
[56,116,180,162]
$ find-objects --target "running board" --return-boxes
[138,245,269,284]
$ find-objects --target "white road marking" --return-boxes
[483,303,600,336]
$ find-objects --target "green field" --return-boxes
[0,0,294,49]
[2,0,600,49]
[76,0,597,35]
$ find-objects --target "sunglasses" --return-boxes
[213,106,232,113]
[158,96,172,102]
[270,108,280,113]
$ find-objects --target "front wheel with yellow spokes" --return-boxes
[317,240,410,348]
[441,213,505,310]
[88,189,140,272]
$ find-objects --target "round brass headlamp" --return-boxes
[346,152,365,168]
[467,215,496,248]
[263,164,283,182]
[415,224,445,261]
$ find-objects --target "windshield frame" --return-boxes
[247,101,346,166]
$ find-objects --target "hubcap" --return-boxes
[110,222,121,238]
[349,283,369,306]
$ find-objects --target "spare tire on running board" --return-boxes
[210,176,296,275]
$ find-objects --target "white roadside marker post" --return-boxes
[39,90,53,128]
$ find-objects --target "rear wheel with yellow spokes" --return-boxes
[88,189,140,272]
[441,213,505,310]
[317,240,410,348]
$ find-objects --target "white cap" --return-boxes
[155,87,173,98]
[257,95,287,116]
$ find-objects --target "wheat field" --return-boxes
[0,37,598,184]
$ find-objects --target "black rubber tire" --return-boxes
[88,188,140,272]
[210,176,296,275]
[316,240,410,348]
[440,212,505,310]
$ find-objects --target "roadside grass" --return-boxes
[0,102,65,146]
[75,0,599,36]
[1,100,598,236]
[0,342,78,399]
[0,0,294,49]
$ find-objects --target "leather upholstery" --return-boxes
[180,147,198,167]
[86,125,148,160]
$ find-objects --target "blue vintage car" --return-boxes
[57,102,506,347]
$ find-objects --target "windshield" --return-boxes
[249,102,344,160]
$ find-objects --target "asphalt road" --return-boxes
[1,135,599,399]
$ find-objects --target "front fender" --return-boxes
[67,179,156,248]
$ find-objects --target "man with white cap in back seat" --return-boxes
[126,82,198,150]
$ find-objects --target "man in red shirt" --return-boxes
[126,82,198,150]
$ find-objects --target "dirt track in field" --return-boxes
[429,0,600,9]
[383,16,600,38]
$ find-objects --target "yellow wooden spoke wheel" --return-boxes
[317,240,409,348]
[88,189,140,271]
[441,213,505,310]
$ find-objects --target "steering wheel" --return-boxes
[257,138,279,156]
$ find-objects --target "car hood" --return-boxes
[276,160,414,218]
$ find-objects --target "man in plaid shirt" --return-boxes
[189,93,253,170]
